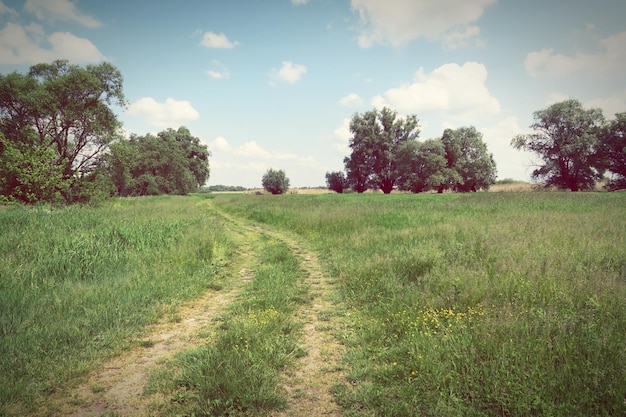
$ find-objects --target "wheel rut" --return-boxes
[40,203,346,416]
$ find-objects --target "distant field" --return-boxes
[214,191,626,416]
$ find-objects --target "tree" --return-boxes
[599,112,626,190]
[511,99,605,191]
[325,171,349,193]
[396,139,447,193]
[344,107,420,193]
[0,60,126,203]
[262,168,290,194]
[106,127,207,196]
[440,126,497,192]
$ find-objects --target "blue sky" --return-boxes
[1,0,625,188]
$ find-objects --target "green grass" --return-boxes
[214,192,626,416]
[0,195,231,415]
[147,233,309,416]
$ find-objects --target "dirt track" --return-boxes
[42,202,345,416]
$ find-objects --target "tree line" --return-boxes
[1,61,624,203]
[326,107,497,194]
[327,101,625,194]
[0,60,209,204]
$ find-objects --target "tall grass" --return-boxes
[0,195,230,415]
[214,192,626,416]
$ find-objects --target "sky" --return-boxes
[1,0,625,188]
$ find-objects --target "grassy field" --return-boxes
[0,195,231,415]
[2,191,625,416]
[214,191,626,416]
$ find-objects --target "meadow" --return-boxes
[214,191,626,416]
[0,196,231,414]
[1,191,625,416]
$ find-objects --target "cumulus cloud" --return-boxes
[525,31,626,78]
[339,93,363,107]
[25,0,101,28]
[127,97,200,128]
[0,22,106,64]
[331,118,352,154]
[371,62,500,120]
[272,61,307,83]
[200,31,239,48]
[351,0,495,47]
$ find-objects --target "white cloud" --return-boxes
[291,0,309,5]
[25,0,101,28]
[371,62,500,120]
[481,116,534,180]
[127,97,200,128]
[586,92,626,119]
[351,0,495,47]
[211,136,231,152]
[272,61,307,83]
[442,25,484,50]
[0,22,106,64]
[207,60,230,79]
[331,118,351,154]
[200,31,239,48]
[525,31,626,78]
[339,92,363,107]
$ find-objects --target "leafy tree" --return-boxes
[0,60,126,203]
[157,127,210,187]
[325,171,349,193]
[344,107,420,194]
[511,99,605,191]
[0,133,63,203]
[599,112,626,190]
[107,127,206,196]
[262,168,290,194]
[396,139,447,193]
[440,126,497,192]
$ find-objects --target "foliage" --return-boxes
[344,107,420,194]
[395,139,447,193]
[0,196,229,414]
[206,184,248,192]
[0,134,63,203]
[214,192,626,417]
[0,60,126,203]
[440,126,497,192]
[325,171,349,193]
[511,99,605,191]
[261,168,290,194]
[600,112,626,190]
[107,126,209,196]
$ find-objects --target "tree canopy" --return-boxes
[262,168,290,194]
[107,127,210,197]
[342,108,496,194]
[511,99,605,191]
[0,61,211,204]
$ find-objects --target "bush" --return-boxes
[261,169,289,195]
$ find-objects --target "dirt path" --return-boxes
[41,203,346,416]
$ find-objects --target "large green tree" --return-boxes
[0,60,126,203]
[262,168,290,194]
[600,112,626,190]
[344,107,420,194]
[107,127,209,196]
[511,99,605,191]
[396,138,447,193]
[440,126,497,192]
